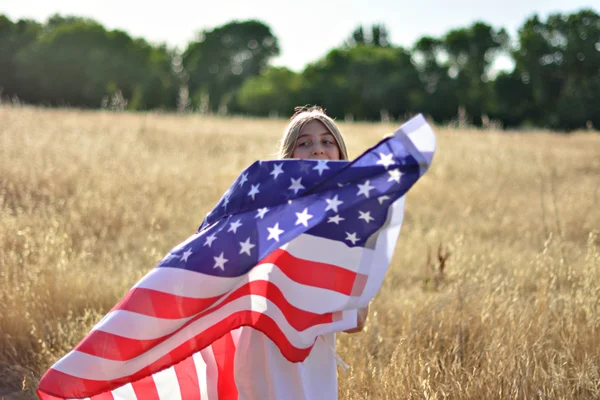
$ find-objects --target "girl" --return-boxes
[233,106,369,400]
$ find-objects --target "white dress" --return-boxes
[233,327,338,400]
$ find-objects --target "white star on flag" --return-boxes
[239,172,248,186]
[299,162,311,174]
[376,152,395,169]
[358,210,374,223]
[213,252,228,270]
[357,180,375,198]
[313,160,329,176]
[255,207,269,219]
[181,249,193,262]
[267,223,284,242]
[327,214,345,224]
[248,184,260,200]
[388,169,401,183]
[345,232,360,245]
[270,163,284,179]
[289,177,305,194]
[203,233,217,247]
[228,219,243,234]
[325,195,344,213]
[239,238,255,256]
[378,195,390,204]
[295,208,313,227]
[222,196,229,208]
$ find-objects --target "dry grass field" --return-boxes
[1,106,599,399]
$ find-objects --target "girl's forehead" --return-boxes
[299,120,332,136]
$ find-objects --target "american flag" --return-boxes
[37,114,436,400]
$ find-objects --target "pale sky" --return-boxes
[2,0,598,72]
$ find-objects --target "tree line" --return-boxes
[0,10,598,130]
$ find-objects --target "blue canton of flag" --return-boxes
[160,114,435,278]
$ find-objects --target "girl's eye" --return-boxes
[298,141,310,147]
[323,140,334,145]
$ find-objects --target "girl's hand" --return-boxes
[344,305,369,334]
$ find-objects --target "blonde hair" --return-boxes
[278,106,349,160]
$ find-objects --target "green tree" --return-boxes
[236,67,302,116]
[412,36,460,122]
[300,45,422,120]
[13,16,179,109]
[0,16,41,99]
[346,24,390,48]
[183,20,280,112]
[441,22,509,125]
[489,71,536,127]
[513,9,600,129]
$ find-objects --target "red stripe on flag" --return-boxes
[261,249,360,295]
[36,382,116,400]
[38,310,314,399]
[212,333,238,400]
[90,392,116,400]
[131,373,160,400]
[35,391,64,400]
[173,355,201,400]
[78,280,334,361]
[112,287,220,319]
[74,329,159,362]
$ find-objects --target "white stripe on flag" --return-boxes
[396,116,436,174]
[93,310,194,340]
[201,346,219,400]
[280,234,368,272]
[230,327,243,345]
[192,351,209,400]
[406,123,436,153]
[111,383,137,400]
[153,366,182,400]
[134,266,238,299]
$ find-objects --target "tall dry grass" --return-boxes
[0,106,598,399]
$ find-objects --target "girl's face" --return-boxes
[291,120,341,161]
